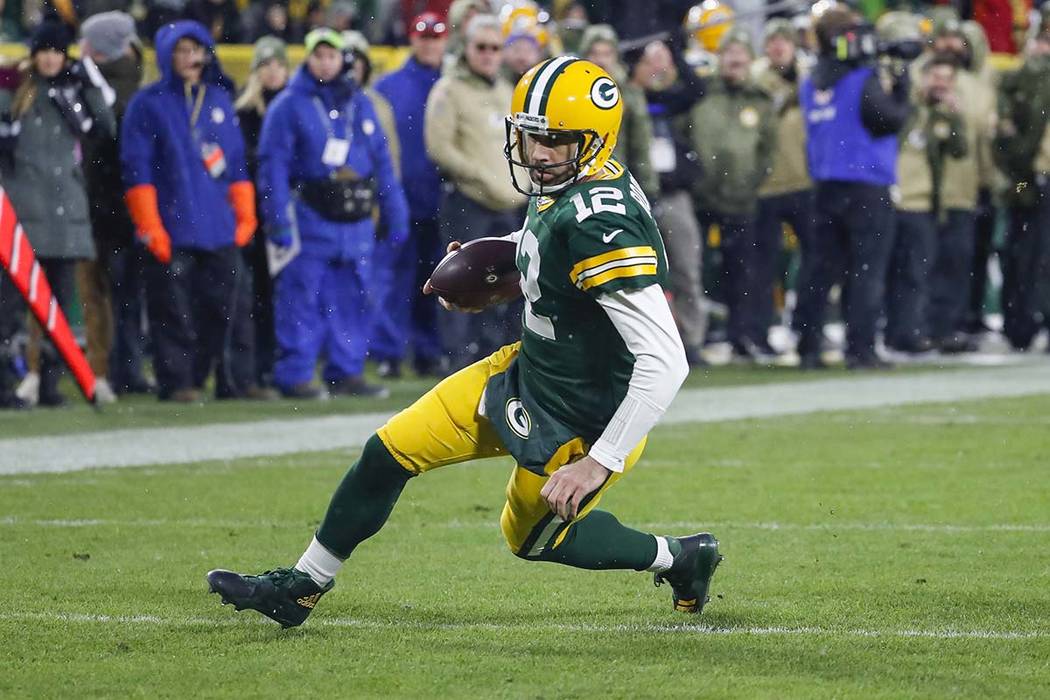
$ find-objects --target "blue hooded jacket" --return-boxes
[374,56,442,220]
[257,65,409,261]
[120,21,248,250]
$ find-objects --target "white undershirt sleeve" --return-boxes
[589,284,689,472]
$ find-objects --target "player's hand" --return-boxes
[422,241,484,313]
[540,455,611,522]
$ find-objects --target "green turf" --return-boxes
[2,393,1048,698]
[2,361,954,439]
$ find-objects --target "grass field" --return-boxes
[2,382,1048,698]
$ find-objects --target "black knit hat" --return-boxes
[30,20,73,56]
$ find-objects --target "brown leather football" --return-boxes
[428,237,522,309]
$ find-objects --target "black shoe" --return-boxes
[684,347,708,368]
[279,382,325,400]
[846,354,894,370]
[936,332,978,354]
[376,360,402,379]
[798,353,827,370]
[329,375,390,399]
[654,533,723,614]
[886,336,935,355]
[207,567,334,628]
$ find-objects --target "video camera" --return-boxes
[831,24,923,63]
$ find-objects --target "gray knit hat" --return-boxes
[80,11,137,62]
[251,35,288,71]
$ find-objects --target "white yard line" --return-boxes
[2,515,1047,534]
[3,362,1050,475]
[0,610,1045,641]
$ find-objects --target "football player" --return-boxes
[206,57,722,627]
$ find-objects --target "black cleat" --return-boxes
[207,567,333,628]
[654,533,723,614]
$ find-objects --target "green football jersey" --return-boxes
[511,159,668,441]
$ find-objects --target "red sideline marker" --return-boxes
[0,188,96,404]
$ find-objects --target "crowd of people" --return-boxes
[1,0,1049,409]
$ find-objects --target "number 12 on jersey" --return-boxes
[518,229,555,340]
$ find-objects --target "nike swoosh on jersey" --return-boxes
[602,229,623,244]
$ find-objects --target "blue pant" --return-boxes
[885,210,936,346]
[368,217,443,367]
[274,252,371,388]
[928,209,976,340]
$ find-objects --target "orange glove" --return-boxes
[228,181,258,247]
[125,184,172,264]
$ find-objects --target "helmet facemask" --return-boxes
[504,113,604,197]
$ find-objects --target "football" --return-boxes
[428,237,522,310]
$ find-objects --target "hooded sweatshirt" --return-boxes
[120,20,248,250]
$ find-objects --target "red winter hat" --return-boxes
[410,12,447,38]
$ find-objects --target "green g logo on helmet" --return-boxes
[590,77,620,110]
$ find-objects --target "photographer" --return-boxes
[0,20,116,406]
[796,6,913,369]
[258,28,409,399]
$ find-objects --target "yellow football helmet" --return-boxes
[500,0,552,48]
[504,57,623,196]
[685,0,735,53]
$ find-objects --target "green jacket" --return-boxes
[688,76,775,217]
[613,73,659,201]
[994,57,1050,209]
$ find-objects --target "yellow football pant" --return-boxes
[377,342,646,556]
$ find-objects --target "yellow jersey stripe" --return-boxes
[569,246,657,282]
[574,255,659,285]
[578,263,658,290]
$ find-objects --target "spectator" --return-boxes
[796,6,911,369]
[994,25,1050,350]
[0,19,116,407]
[424,13,525,370]
[232,36,290,397]
[446,0,487,58]
[961,19,1001,336]
[121,20,256,402]
[79,11,152,400]
[502,29,543,85]
[0,275,27,408]
[753,18,812,359]
[689,27,776,362]
[636,39,709,366]
[922,17,997,353]
[185,0,244,44]
[885,53,967,355]
[371,12,448,378]
[257,28,409,398]
[247,0,302,44]
[556,2,589,55]
[581,24,659,202]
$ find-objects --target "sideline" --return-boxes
[3,362,1050,475]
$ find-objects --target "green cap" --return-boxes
[305,27,344,54]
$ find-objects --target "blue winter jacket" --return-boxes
[120,21,249,250]
[257,66,409,261]
[374,56,443,220]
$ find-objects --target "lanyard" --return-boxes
[312,96,355,143]
[185,83,206,129]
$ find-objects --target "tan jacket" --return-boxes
[424,64,525,212]
[895,107,935,213]
[366,87,400,178]
[940,70,995,210]
[752,58,811,197]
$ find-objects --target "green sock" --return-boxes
[534,510,659,571]
[315,434,413,558]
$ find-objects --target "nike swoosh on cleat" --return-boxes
[602,229,623,244]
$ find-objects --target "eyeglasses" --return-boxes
[470,43,502,53]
